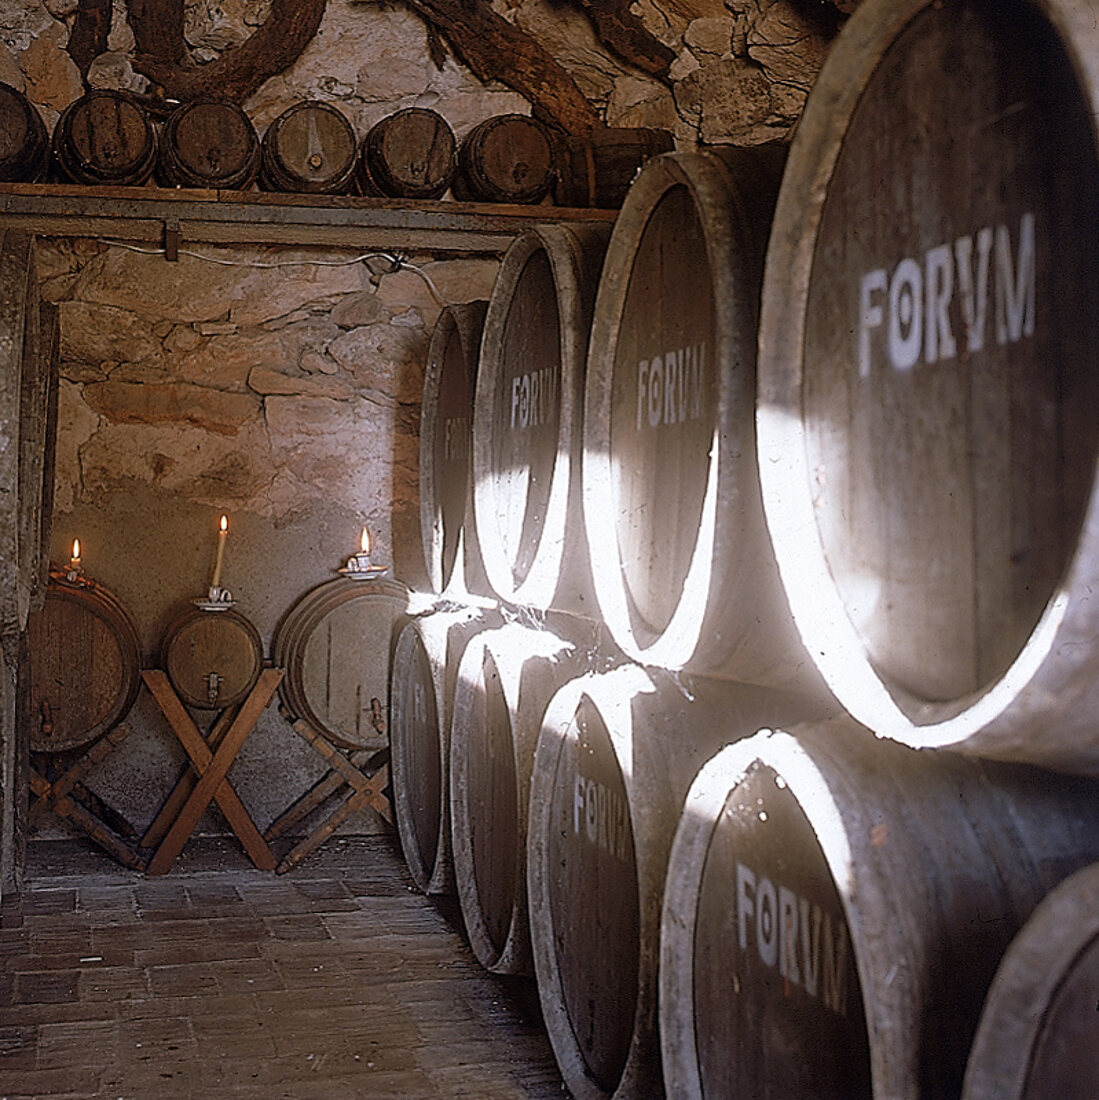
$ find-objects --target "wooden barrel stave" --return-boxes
[158,99,260,190]
[660,718,1099,1100]
[360,108,456,199]
[456,114,555,204]
[0,82,49,182]
[553,127,674,209]
[260,101,358,194]
[162,608,263,711]
[52,90,157,185]
[755,0,1099,769]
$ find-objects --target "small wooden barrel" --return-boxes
[449,615,602,975]
[27,576,141,753]
[583,147,808,689]
[756,0,1099,769]
[963,861,1099,1099]
[660,719,1099,1100]
[52,90,157,186]
[389,606,500,893]
[158,98,260,190]
[553,127,674,209]
[162,608,263,711]
[420,300,488,595]
[0,82,48,182]
[358,108,456,199]
[272,575,410,750]
[527,667,818,1100]
[260,101,358,194]
[455,114,555,204]
[472,223,609,611]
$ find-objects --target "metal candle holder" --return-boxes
[193,585,236,612]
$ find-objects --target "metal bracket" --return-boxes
[163,219,180,261]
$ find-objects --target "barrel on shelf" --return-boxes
[756,0,1099,770]
[420,300,489,596]
[52,90,157,186]
[260,101,358,194]
[359,107,456,199]
[583,146,810,690]
[162,607,263,711]
[449,614,603,975]
[272,575,411,750]
[455,114,555,204]
[158,99,261,190]
[963,860,1099,1099]
[0,82,49,182]
[660,719,1099,1100]
[527,666,820,1100]
[473,223,609,612]
[389,605,500,893]
[553,127,674,209]
[27,575,141,754]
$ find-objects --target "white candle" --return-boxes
[211,515,228,588]
[69,538,81,570]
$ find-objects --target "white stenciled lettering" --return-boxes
[857,212,1036,376]
[572,775,631,861]
[635,343,707,428]
[510,368,558,430]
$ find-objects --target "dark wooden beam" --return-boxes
[572,0,674,81]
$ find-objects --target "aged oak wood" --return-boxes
[660,720,1099,1100]
[359,108,456,200]
[455,115,556,205]
[0,82,48,183]
[756,0,1099,770]
[158,99,260,190]
[161,607,263,711]
[553,127,673,209]
[52,90,157,186]
[473,223,608,612]
[260,101,358,195]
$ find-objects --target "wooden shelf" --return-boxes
[0,182,618,256]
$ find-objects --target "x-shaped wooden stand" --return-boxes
[141,668,283,875]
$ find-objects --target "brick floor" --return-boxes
[0,837,567,1099]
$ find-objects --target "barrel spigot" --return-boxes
[206,672,224,705]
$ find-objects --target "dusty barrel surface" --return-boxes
[583,147,807,687]
[359,108,456,199]
[527,666,817,1100]
[473,223,608,612]
[660,720,1099,1100]
[0,81,48,182]
[553,127,673,209]
[158,99,260,190]
[449,615,602,975]
[420,301,489,596]
[52,90,157,185]
[756,0,1099,770]
[963,860,1099,1100]
[162,608,263,711]
[260,101,358,194]
[389,606,500,894]
[455,114,555,204]
[27,576,141,754]
[272,575,411,750]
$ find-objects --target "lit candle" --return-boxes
[69,538,81,570]
[211,515,228,589]
[360,527,371,560]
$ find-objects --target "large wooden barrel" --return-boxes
[455,114,555,204]
[756,0,1099,770]
[553,127,674,209]
[260,101,358,195]
[583,147,807,690]
[358,108,456,199]
[0,82,49,182]
[659,719,1099,1100]
[158,99,260,190]
[527,666,819,1100]
[272,575,411,750]
[162,608,263,711]
[389,606,499,893]
[449,615,603,975]
[963,860,1099,1099]
[27,575,141,753]
[473,223,609,612]
[52,90,157,186]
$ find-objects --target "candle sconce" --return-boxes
[338,526,388,580]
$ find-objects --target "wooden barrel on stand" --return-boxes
[162,607,263,711]
[455,114,555,204]
[260,101,358,194]
[473,223,609,612]
[389,606,500,893]
[27,575,141,753]
[449,614,603,975]
[272,575,411,750]
[0,82,49,182]
[420,301,489,596]
[553,127,674,209]
[358,108,456,199]
[52,90,157,186]
[756,0,1099,771]
[659,719,1099,1100]
[158,99,260,190]
[962,860,1099,1099]
[582,147,810,690]
[527,666,820,1100]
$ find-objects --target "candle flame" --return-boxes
[360,527,371,554]
[219,515,228,533]
[72,538,80,559]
